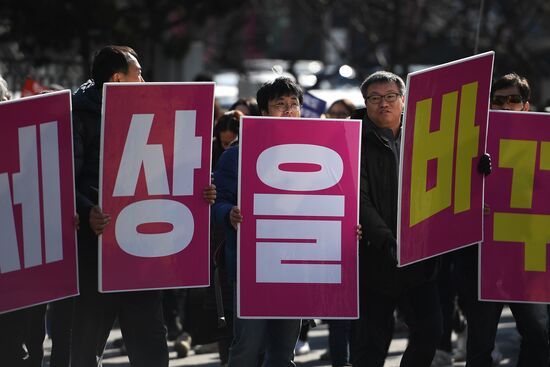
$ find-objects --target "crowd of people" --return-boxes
[0,44,548,367]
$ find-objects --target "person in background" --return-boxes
[230,97,260,116]
[325,98,355,119]
[192,110,242,365]
[212,110,242,167]
[318,98,356,367]
[195,71,226,121]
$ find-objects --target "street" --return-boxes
[41,307,519,366]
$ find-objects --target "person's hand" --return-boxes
[74,213,80,230]
[202,184,216,204]
[477,153,492,176]
[356,224,363,240]
[89,205,111,235]
[229,206,242,230]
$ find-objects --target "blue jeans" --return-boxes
[228,293,301,367]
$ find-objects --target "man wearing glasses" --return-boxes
[212,77,303,367]
[490,72,530,111]
[352,71,442,367]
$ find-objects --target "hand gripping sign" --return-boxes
[238,117,361,318]
[100,83,214,292]
[0,91,78,314]
[398,52,494,266]
[481,111,550,303]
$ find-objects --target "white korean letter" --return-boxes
[172,110,202,196]
[0,173,20,273]
[256,144,344,191]
[115,199,194,257]
[113,114,169,197]
[12,126,42,268]
[254,193,344,217]
[256,219,341,283]
[40,122,63,263]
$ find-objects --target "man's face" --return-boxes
[263,94,301,118]
[113,54,144,83]
[491,86,529,111]
[365,81,404,131]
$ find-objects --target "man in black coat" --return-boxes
[70,45,169,367]
[352,71,442,367]
[70,45,215,366]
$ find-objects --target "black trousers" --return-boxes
[351,281,442,367]
[455,246,549,367]
[49,297,74,367]
[70,256,168,367]
[0,303,47,367]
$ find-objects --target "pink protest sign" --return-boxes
[0,91,78,314]
[398,52,494,266]
[481,111,550,303]
[100,83,214,292]
[238,117,361,318]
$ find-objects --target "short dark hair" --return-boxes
[360,71,405,98]
[214,110,242,139]
[492,73,531,102]
[326,98,356,115]
[230,97,260,116]
[91,45,138,88]
[256,77,303,113]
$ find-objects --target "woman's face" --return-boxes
[326,102,351,119]
[220,130,238,150]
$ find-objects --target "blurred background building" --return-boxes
[1,0,549,110]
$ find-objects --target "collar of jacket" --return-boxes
[363,116,401,148]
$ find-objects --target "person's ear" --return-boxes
[522,101,530,112]
[110,72,123,83]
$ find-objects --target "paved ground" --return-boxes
[42,307,519,366]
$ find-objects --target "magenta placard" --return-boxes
[238,117,361,318]
[481,111,550,303]
[100,83,214,292]
[398,52,494,266]
[0,91,78,314]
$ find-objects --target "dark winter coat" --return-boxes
[359,113,438,297]
[72,80,102,258]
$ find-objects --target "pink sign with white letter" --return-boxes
[481,111,550,303]
[0,91,78,314]
[238,117,361,318]
[398,52,494,266]
[100,83,214,292]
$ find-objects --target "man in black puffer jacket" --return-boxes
[352,71,442,367]
[70,45,167,367]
